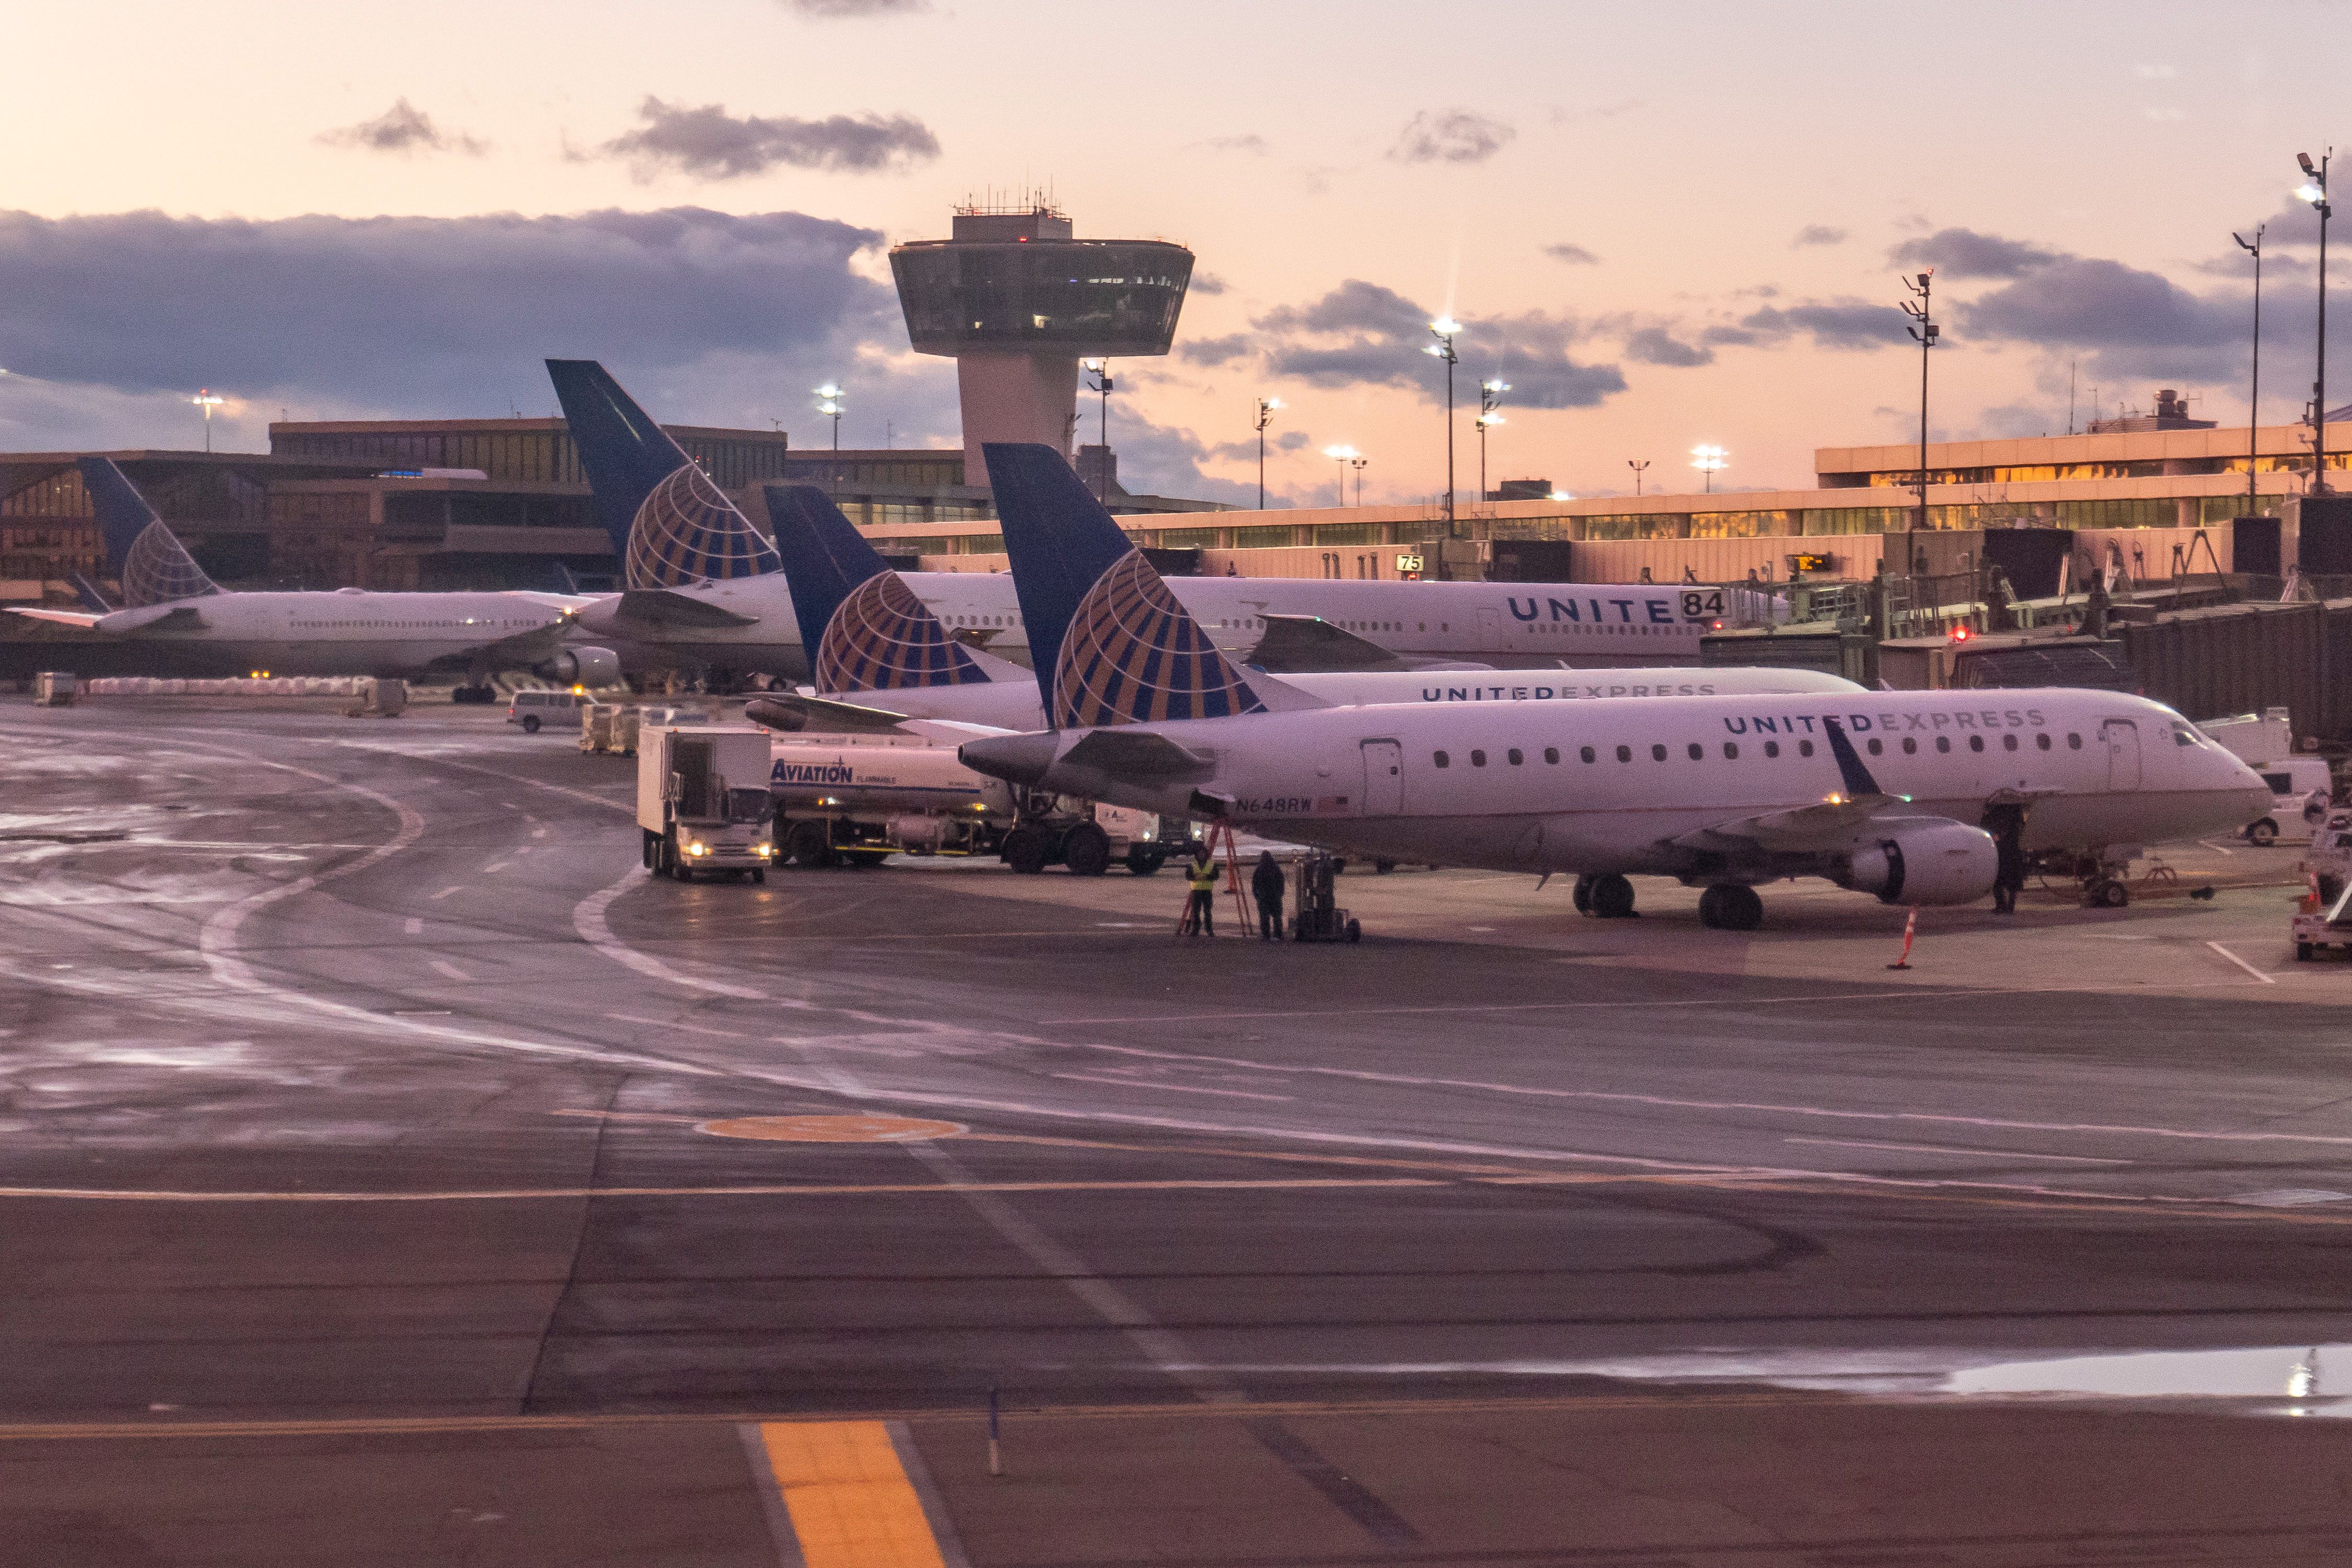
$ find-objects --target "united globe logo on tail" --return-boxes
[120,519,220,607]
[1053,552,1266,728]
[623,464,782,590]
[815,572,990,691]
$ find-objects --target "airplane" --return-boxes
[5,459,616,692]
[955,445,2274,929]
[745,477,1864,736]
[545,359,1776,682]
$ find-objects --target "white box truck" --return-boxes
[638,726,778,883]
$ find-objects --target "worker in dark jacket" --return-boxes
[1983,803,2027,915]
[1251,849,1286,941]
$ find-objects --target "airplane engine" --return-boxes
[1839,821,1999,906]
[538,646,620,687]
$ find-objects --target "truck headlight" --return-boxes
[687,841,708,856]
[755,843,774,857]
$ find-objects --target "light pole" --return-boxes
[2296,151,2333,493]
[190,388,224,453]
[1322,445,1360,509]
[813,384,845,451]
[2235,225,2266,513]
[1476,377,1508,501]
[1689,444,1727,493]
[1425,317,1461,526]
[1899,269,1939,565]
[1253,396,1283,509]
[1627,458,1649,497]
[1083,359,1114,501]
[1349,455,1368,506]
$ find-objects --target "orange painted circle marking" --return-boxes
[695,1114,966,1143]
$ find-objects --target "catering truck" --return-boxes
[637,726,778,882]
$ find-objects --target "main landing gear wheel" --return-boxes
[1572,874,1594,916]
[1698,884,1764,931]
[1588,873,1637,920]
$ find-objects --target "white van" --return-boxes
[506,688,586,734]
[2244,756,2334,846]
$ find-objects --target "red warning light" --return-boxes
[1953,625,1973,641]
[1711,619,1724,630]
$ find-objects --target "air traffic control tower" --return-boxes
[890,202,1193,487]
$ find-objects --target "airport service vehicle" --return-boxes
[767,737,1016,867]
[32,671,75,706]
[8,459,614,695]
[957,510,2275,930]
[2201,709,2334,845]
[546,360,1774,682]
[637,727,777,882]
[2293,878,2352,961]
[508,688,587,733]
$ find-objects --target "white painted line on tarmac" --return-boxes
[402,917,423,936]
[482,862,510,874]
[2206,940,2277,984]
[1783,1136,2129,1166]
[606,1012,752,1040]
[430,885,462,900]
[429,960,469,983]
[1049,1071,1295,1103]
[574,871,771,1000]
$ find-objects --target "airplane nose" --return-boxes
[960,731,1058,786]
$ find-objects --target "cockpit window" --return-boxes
[2173,725,2200,747]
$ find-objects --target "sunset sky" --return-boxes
[6,0,2351,506]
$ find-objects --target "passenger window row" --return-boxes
[1431,731,2089,769]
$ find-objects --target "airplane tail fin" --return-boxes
[67,570,114,614]
[77,458,221,606]
[763,485,1018,693]
[545,359,780,589]
[984,441,1266,729]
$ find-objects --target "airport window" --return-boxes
[1901,737,1917,755]
[1651,744,1668,762]
[1507,748,1523,765]
[1867,739,1883,756]
[1936,736,1951,753]
[1763,741,1780,758]
[1544,747,1560,764]
[1434,751,1450,768]
[2068,733,2083,749]
[1687,742,1703,760]
[1471,750,1487,767]
[1616,745,1633,763]
[2036,733,2053,751]
[2003,733,2019,752]
[1723,742,1739,759]
[1580,746,1596,763]
[1798,740,1815,757]
[1969,735,1985,753]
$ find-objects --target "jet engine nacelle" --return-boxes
[1839,820,1999,906]
[537,645,620,687]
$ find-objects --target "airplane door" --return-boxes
[1361,740,1404,815]
[1478,606,1504,651]
[2102,718,2141,790]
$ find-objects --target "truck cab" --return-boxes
[637,727,777,883]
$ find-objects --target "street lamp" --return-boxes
[813,384,845,452]
[1083,359,1114,501]
[1900,269,1939,557]
[1322,444,1361,509]
[190,388,225,453]
[1476,377,1508,501]
[1425,317,1461,526]
[2297,151,2332,493]
[1627,458,1649,497]
[1349,454,1369,506]
[1689,444,1727,493]
[1253,396,1283,509]
[2234,225,2266,513]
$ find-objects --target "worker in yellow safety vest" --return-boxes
[1180,841,1219,937]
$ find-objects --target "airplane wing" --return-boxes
[1665,795,1906,854]
[1062,728,1217,783]
[500,591,602,613]
[608,588,761,629]
[1244,614,1412,673]
[743,692,914,734]
[6,607,106,630]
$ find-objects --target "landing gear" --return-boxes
[1572,874,1593,915]
[451,683,497,705]
[1586,873,1637,920]
[1698,884,1764,931]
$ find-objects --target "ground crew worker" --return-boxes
[1251,849,1286,941]
[1180,842,1218,937]
[1982,803,2027,915]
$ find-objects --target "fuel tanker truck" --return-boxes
[767,737,1169,873]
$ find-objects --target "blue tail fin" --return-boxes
[763,484,997,694]
[77,458,220,606]
[983,442,1263,729]
[67,571,113,614]
[545,359,780,589]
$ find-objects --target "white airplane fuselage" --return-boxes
[575,573,1760,678]
[24,590,572,678]
[981,690,2272,882]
